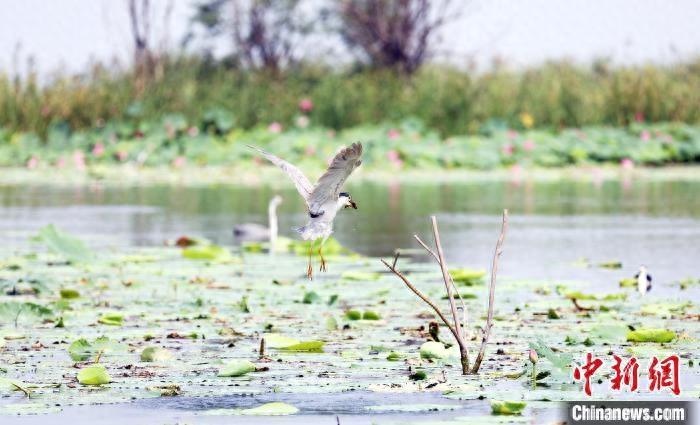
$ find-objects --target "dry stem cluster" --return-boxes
[381,210,508,375]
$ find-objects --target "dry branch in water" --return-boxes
[470,209,508,374]
[382,209,508,375]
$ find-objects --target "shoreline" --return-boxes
[1,164,700,188]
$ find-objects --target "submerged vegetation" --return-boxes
[0,225,697,419]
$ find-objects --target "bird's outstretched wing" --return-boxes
[308,143,363,214]
[248,145,313,201]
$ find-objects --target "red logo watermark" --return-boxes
[573,354,681,396]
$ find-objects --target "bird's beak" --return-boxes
[349,200,358,209]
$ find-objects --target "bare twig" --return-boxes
[259,337,265,358]
[471,209,508,374]
[571,298,594,312]
[413,235,437,262]
[415,234,469,339]
[381,258,460,343]
[429,216,470,373]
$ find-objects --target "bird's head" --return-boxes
[270,195,283,207]
[339,192,357,209]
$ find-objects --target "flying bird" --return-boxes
[248,143,363,279]
[635,265,652,296]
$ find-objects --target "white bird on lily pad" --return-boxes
[248,143,363,279]
[233,195,283,243]
[635,265,652,296]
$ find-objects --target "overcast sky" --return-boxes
[1,0,699,76]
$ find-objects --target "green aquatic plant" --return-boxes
[68,336,127,361]
[528,339,573,373]
[182,244,234,262]
[449,268,487,286]
[264,333,325,352]
[202,402,299,416]
[0,229,694,418]
[97,313,124,326]
[217,360,256,377]
[77,365,110,386]
[362,311,381,320]
[0,378,32,398]
[59,288,80,299]
[37,225,94,263]
[345,310,362,320]
[627,328,676,343]
[0,302,53,327]
[140,347,174,362]
[490,400,527,415]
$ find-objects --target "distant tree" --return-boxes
[127,0,174,90]
[190,0,310,72]
[336,0,456,74]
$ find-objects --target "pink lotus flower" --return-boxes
[296,115,310,128]
[304,145,316,156]
[56,157,66,168]
[26,156,39,169]
[187,127,199,137]
[387,129,400,140]
[115,151,128,162]
[386,150,404,168]
[92,142,105,157]
[73,150,86,170]
[501,143,514,156]
[268,122,283,134]
[634,112,645,123]
[299,98,314,113]
[620,158,634,170]
[172,156,186,168]
[640,130,650,141]
[523,139,536,151]
[507,130,519,139]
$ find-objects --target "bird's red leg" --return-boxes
[307,241,313,280]
[318,245,327,272]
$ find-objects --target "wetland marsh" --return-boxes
[1,175,699,424]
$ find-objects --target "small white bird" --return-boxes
[249,143,363,279]
[233,195,283,248]
[635,265,652,296]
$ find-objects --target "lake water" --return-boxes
[3,177,700,287]
[2,177,700,424]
